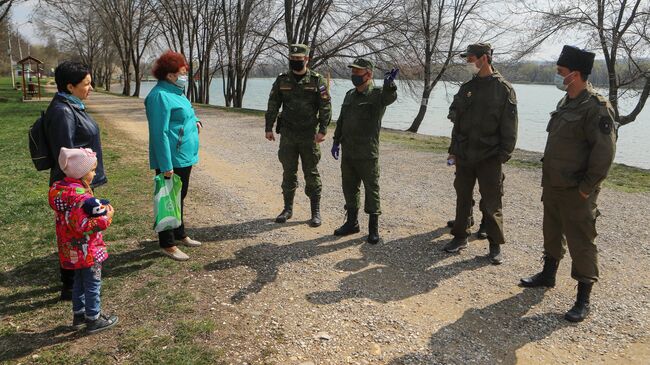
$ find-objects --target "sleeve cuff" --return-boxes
[578,181,593,196]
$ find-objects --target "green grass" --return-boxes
[173,319,217,341]
[379,130,450,152]
[604,163,650,193]
[0,76,153,288]
[0,76,161,363]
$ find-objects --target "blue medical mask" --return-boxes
[175,75,188,89]
[554,72,575,91]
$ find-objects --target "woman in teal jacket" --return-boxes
[145,51,202,261]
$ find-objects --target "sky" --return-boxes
[10,0,576,62]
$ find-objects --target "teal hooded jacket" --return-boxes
[144,80,200,172]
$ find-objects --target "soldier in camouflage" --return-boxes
[331,58,398,244]
[444,43,518,265]
[265,44,332,227]
[521,45,617,323]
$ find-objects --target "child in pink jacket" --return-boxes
[49,147,119,333]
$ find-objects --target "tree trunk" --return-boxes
[407,87,433,133]
[121,61,131,96]
[132,66,141,97]
[619,77,650,126]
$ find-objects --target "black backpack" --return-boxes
[28,110,54,171]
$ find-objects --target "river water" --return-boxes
[126,78,649,169]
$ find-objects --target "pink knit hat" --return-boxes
[58,147,97,179]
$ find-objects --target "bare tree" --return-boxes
[155,0,222,103]
[386,0,487,133]
[218,0,281,107]
[195,0,223,103]
[92,0,159,96]
[280,0,398,69]
[0,0,13,24]
[38,0,115,89]
[515,0,650,126]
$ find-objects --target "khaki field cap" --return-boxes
[460,43,493,58]
[348,58,374,71]
[289,44,310,57]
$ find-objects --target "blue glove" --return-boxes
[331,143,340,160]
[383,68,400,87]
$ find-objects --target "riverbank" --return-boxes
[3,83,648,364]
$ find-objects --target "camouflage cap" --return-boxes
[347,58,374,71]
[289,44,310,57]
[460,43,493,58]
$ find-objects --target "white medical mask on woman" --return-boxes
[175,74,188,89]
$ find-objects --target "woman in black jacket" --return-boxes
[46,61,107,300]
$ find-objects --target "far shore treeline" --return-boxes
[1,0,648,132]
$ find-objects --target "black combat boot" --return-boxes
[520,255,559,287]
[334,208,360,236]
[275,193,294,223]
[367,214,380,244]
[476,216,487,239]
[309,195,322,227]
[443,237,468,253]
[565,282,593,322]
[488,240,503,265]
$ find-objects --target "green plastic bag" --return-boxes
[153,174,182,233]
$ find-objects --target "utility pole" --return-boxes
[7,24,15,89]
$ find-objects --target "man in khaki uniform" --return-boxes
[444,43,518,265]
[521,45,617,323]
[265,44,332,227]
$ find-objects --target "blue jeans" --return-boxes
[72,263,102,320]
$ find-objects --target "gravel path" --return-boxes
[87,92,650,364]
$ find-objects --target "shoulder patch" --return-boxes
[599,116,613,135]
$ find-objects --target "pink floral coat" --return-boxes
[49,177,112,269]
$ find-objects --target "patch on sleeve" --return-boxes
[599,117,613,134]
[319,85,330,100]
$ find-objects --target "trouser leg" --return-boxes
[451,163,476,239]
[476,156,505,244]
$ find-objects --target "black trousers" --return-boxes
[61,267,74,290]
[155,166,192,248]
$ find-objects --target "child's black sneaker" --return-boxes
[86,313,119,334]
[72,313,86,329]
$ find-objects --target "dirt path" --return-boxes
[86,92,650,364]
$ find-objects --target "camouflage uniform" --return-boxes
[333,61,397,215]
[265,44,332,224]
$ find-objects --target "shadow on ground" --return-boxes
[388,288,569,365]
[0,241,159,317]
[186,218,303,244]
[306,227,492,304]
[204,234,359,303]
